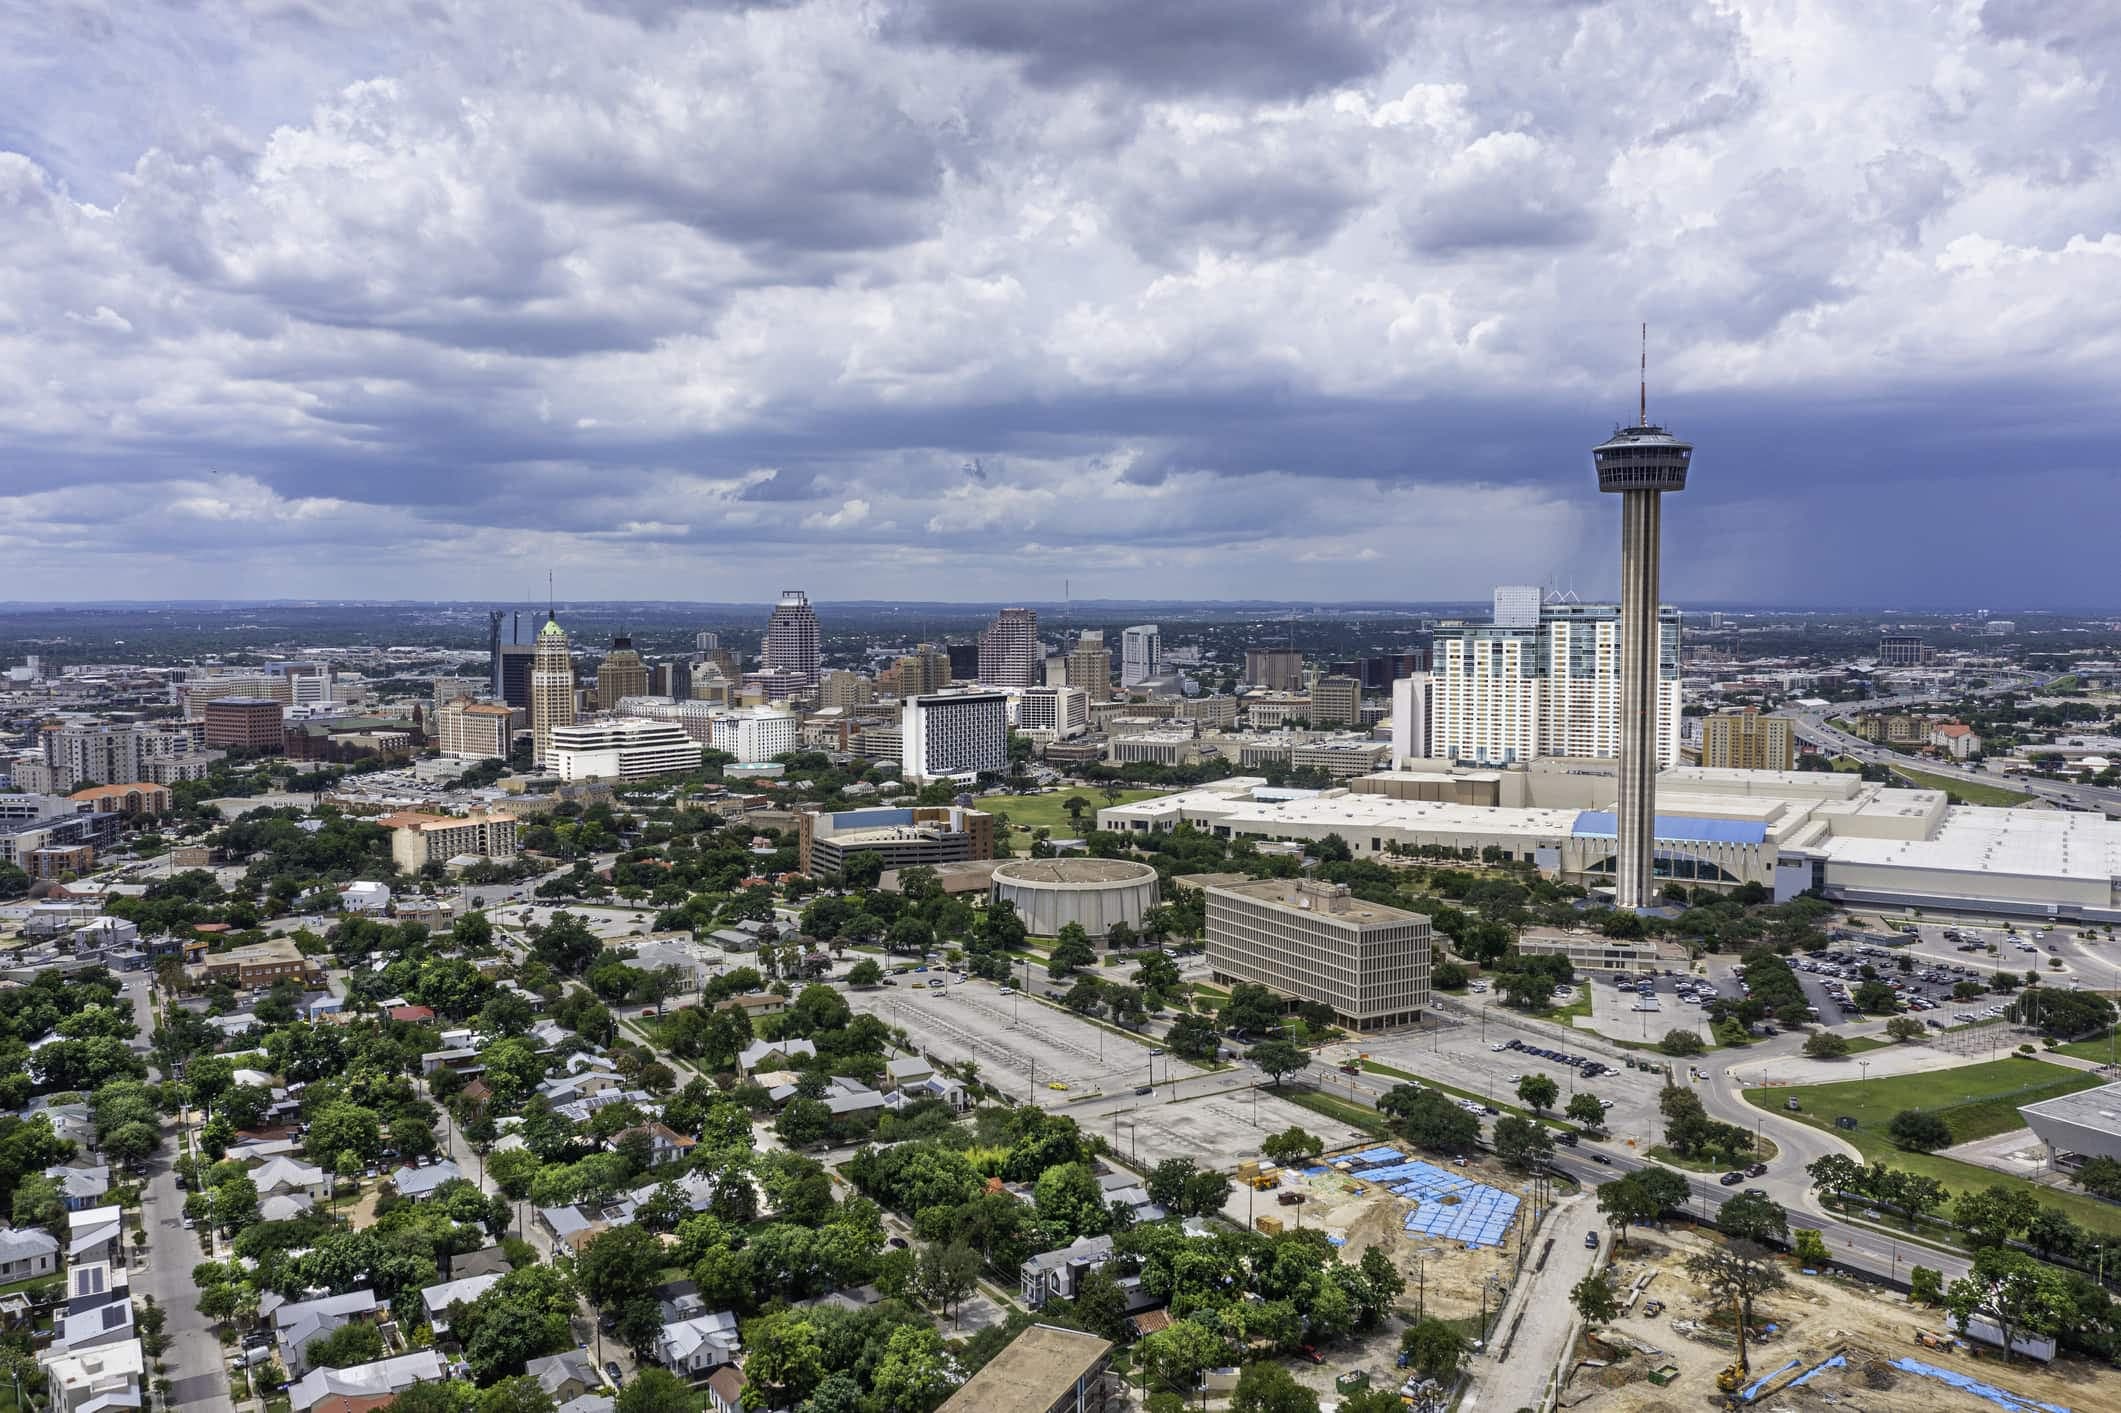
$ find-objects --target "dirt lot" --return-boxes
[1560,1226,2104,1413]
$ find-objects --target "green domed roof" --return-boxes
[537,616,566,638]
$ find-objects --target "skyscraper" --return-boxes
[1065,631,1111,694]
[1121,625,1161,687]
[695,630,720,653]
[977,608,1041,688]
[763,591,821,690]
[1701,709,1793,771]
[1592,349,1695,910]
[530,614,576,767]
[595,633,649,710]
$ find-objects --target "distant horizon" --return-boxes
[0,598,2109,617]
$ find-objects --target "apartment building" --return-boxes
[1204,877,1430,1031]
[1700,708,1795,770]
[382,809,520,873]
[901,691,1010,782]
[437,698,517,760]
[977,608,1041,689]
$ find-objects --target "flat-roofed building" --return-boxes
[1017,687,1089,740]
[1701,708,1794,771]
[1205,877,1430,1031]
[545,719,704,782]
[2020,1082,2121,1167]
[937,1323,1113,1413]
[902,690,1009,782]
[798,804,995,876]
[203,697,285,753]
[438,698,516,760]
[188,936,315,989]
[1308,674,1361,728]
[381,809,520,873]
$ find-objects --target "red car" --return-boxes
[1298,1345,1324,1364]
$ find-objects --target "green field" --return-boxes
[2054,1027,2121,1064]
[1887,765,2036,808]
[984,788,1168,836]
[1745,1057,2121,1236]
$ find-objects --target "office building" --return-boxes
[2020,1082,2121,1166]
[797,803,995,876]
[902,690,1010,782]
[891,643,953,697]
[1242,647,1304,692]
[494,645,536,710]
[711,706,799,762]
[1017,686,1089,739]
[763,590,821,690]
[1428,599,1680,768]
[1878,635,1933,667]
[945,642,980,680]
[647,661,690,701]
[689,660,734,705]
[1204,877,1430,1031]
[1065,631,1111,694]
[978,608,1041,688]
[1308,674,1361,728]
[594,634,649,711]
[1593,386,1696,909]
[1390,674,1429,763]
[382,809,520,873]
[1492,584,1543,628]
[1985,619,2017,637]
[437,698,516,760]
[1701,709,1794,771]
[203,697,285,754]
[545,718,704,782]
[821,670,876,709]
[529,615,576,768]
[694,631,719,653]
[1120,625,1161,688]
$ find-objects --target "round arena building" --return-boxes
[991,857,1160,940]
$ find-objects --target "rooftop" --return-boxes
[937,1323,1112,1413]
[2020,1081,2121,1129]
[991,858,1158,885]
[1205,876,1430,928]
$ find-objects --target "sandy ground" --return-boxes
[1559,1226,2106,1413]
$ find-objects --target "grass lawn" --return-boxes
[1841,1035,1891,1055]
[984,788,1168,837]
[1887,765,2036,807]
[1532,986,1595,1028]
[1745,1057,2121,1237]
[2054,1027,2121,1064]
[1283,1089,1390,1139]
[1646,1135,1778,1172]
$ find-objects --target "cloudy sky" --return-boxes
[3,0,2117,607]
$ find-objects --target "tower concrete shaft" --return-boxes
[1616,488,1662,910]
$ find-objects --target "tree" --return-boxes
[846,959,882,988]
[1792,1228,1830,1265]
[2071,1155,2121,1200]
[1491,1116,1553,1172]
[1221,983,1283,1037]
[1246,1039,1309,1089]
[1802,1031,1851,1059]
[1070,1266,1132,1343]
[1166,1012,1220,1061]
[304,1321,386,1370]
[1046,924,1096,977]
[1805,1152,1865,1196]
[2024,1208,2080,1261]
[1888,1109,1954,1153]
[1719,1191,1788,1246]
[306,1103,383,1167]
[775,1098,833,1150]
[1261,1127,1322,1167]
[1571,1269,1620,1334]
[1909,1265,1944,1306]
[1952,1184,2040,1249]
[577,1224,662,1314]
[871,1324,952,1413]
[1137,1318,1230,1398]
[915,1240,981,1327]
[1944,1248,2071,1362]
[1398,1318,1468,1383]
[1516,1074,1559,1113]
[1565,1092,1607,1130]
[1383,1086,1479,1154]
[1658,1029,1705,1056]
[1231,1362,1320,1413]
[1686,1239,1785,1370]
[1597,1173,1659,1245]
[1853,979,1900,1014]
[1885,1017,1927,1043]
[614,1368,694,1413]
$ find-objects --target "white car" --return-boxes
[1490,1042,1508,1052]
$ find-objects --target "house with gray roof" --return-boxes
[44,1164,111,1212]
[389,1159,462,1200]
[287,1350,444,1412]
[0,1224,60,1283]
[273,1289,382,1377]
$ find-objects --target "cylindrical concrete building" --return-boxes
[991,858,1160,940]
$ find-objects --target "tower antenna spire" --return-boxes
[547,571,554,620]
[1639,322,1647,427]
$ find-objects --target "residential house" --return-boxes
[45,1164,111,1213]
[608,1123,696,1169]
[653,1309,741,1375]
[55,1292,135,1353]
[270,1289,382,1377]
[527,1351,598,1404]
[556,1397,614,1413]
[0,1224,60,1282]
[66,1208,123,1268]
[419,1047,485,1078]
[449,1246,513,1281]
[66,1260,126,1318]
[338,882,392,915]
[44,1339,144,1413]
[1097,1171,1166,1225]
[251,1157,329,1203]
[1019,1234,1115,1309]
[287,1351,445,1412]
[821,1077,887,1120]
[419,1272,503,1335]
[537,1205,602,1252]
[389,1160,462,1201]
[705,1367,746,1413]
[259,1193,315,1223]
[737,1038,816,1076]
[882,1056,935,1091]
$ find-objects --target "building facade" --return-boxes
[1064,632,1111,694]
[383,809,520,873]
[530,616,576,768]
[1205,877,1430,1031]
[545,719,704,781]
[595,635,650,711]
[1242,647,1304,692]
[1308,674,1361,728]
[977,608,1041,689]
[203,697,286,753]
[1700,709,1794,771]
[1017,686,1090,739]
[902,691,1010,782]
[797,804,996,876]
[1120,625,1161,687]
[437,699,516,760]
[763,590,821,690]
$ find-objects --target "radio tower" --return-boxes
[1592,327,1694,910]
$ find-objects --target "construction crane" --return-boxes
[1714,1289,1749,1398]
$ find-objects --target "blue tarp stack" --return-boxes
[1335,1156,1522,1247]
[1340,1146,1405,1167]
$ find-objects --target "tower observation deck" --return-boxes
[1594,421,1694,910]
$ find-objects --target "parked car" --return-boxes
[1584,1231,1600,1249]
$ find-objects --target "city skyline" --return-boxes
[5,2,2117,606]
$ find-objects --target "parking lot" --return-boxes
[1790,936,2036,1030]
[1583,970,1726,1044]
[1117,1087,1369,1172]
[844,977,1169,1102]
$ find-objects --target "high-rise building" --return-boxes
[1592,373,1696,910]
[1065,631,1111,694]
[902,690,1011,782]
[1492,585,1542,629]
[1017,686,1089,739]
[709,706,800,762]
[33,719,210,792]
[977,608,1041,689]
[820,670,875,710]
[203,698,285,754]
[1878,635,1932,666]
[894,644,952,697]
[494,646,536,710]
[1121,625,1161,687]
[1701,708,1794,771]
[944,642,980,681]
[1243,647,1304,692]
[1390,674,1429,763]
[595,633,650,711]
[529,615,576,768]
[437,698,516,760]
[1427,600,1680,767]
[1308,674,1361,728]
[1204,877,1430,1032]
[763,591,821,690]
[694,631,720,653]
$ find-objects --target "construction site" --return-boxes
[1557,1226,2103,1413]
